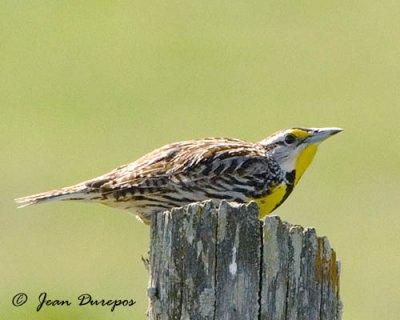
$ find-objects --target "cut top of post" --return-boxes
[147,200,342,320]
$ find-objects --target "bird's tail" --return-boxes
[15,184,92,208]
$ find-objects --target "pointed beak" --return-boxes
[306,127,343,144]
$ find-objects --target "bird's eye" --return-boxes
[284,134,296,145]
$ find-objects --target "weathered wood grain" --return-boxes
[214,201,261,320]
[147,201,218,320]
[260,216,290,320]
[147,201,342,320]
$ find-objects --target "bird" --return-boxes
[15,127,342,224]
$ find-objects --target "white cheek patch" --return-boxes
[276,144,307,173]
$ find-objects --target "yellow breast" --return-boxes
[253,145,319,218]
[295,145,318,185]
[252,184,287,219]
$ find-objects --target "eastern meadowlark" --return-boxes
[15,127,342,224]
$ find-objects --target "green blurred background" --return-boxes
[1,1,399,319]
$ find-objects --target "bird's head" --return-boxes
[260,127,343,185]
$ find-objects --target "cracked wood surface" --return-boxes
[147,201,342,320]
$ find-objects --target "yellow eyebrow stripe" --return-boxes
[288,129,312,139]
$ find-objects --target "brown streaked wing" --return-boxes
[85,137,269,196]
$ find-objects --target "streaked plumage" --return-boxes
[15,127,342,224]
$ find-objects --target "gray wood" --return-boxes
[214,201,261,320]
[260,215,290,320]
[147,201,218,320]
[147,201,342,320]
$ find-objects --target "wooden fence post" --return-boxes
[147,200,342,320]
